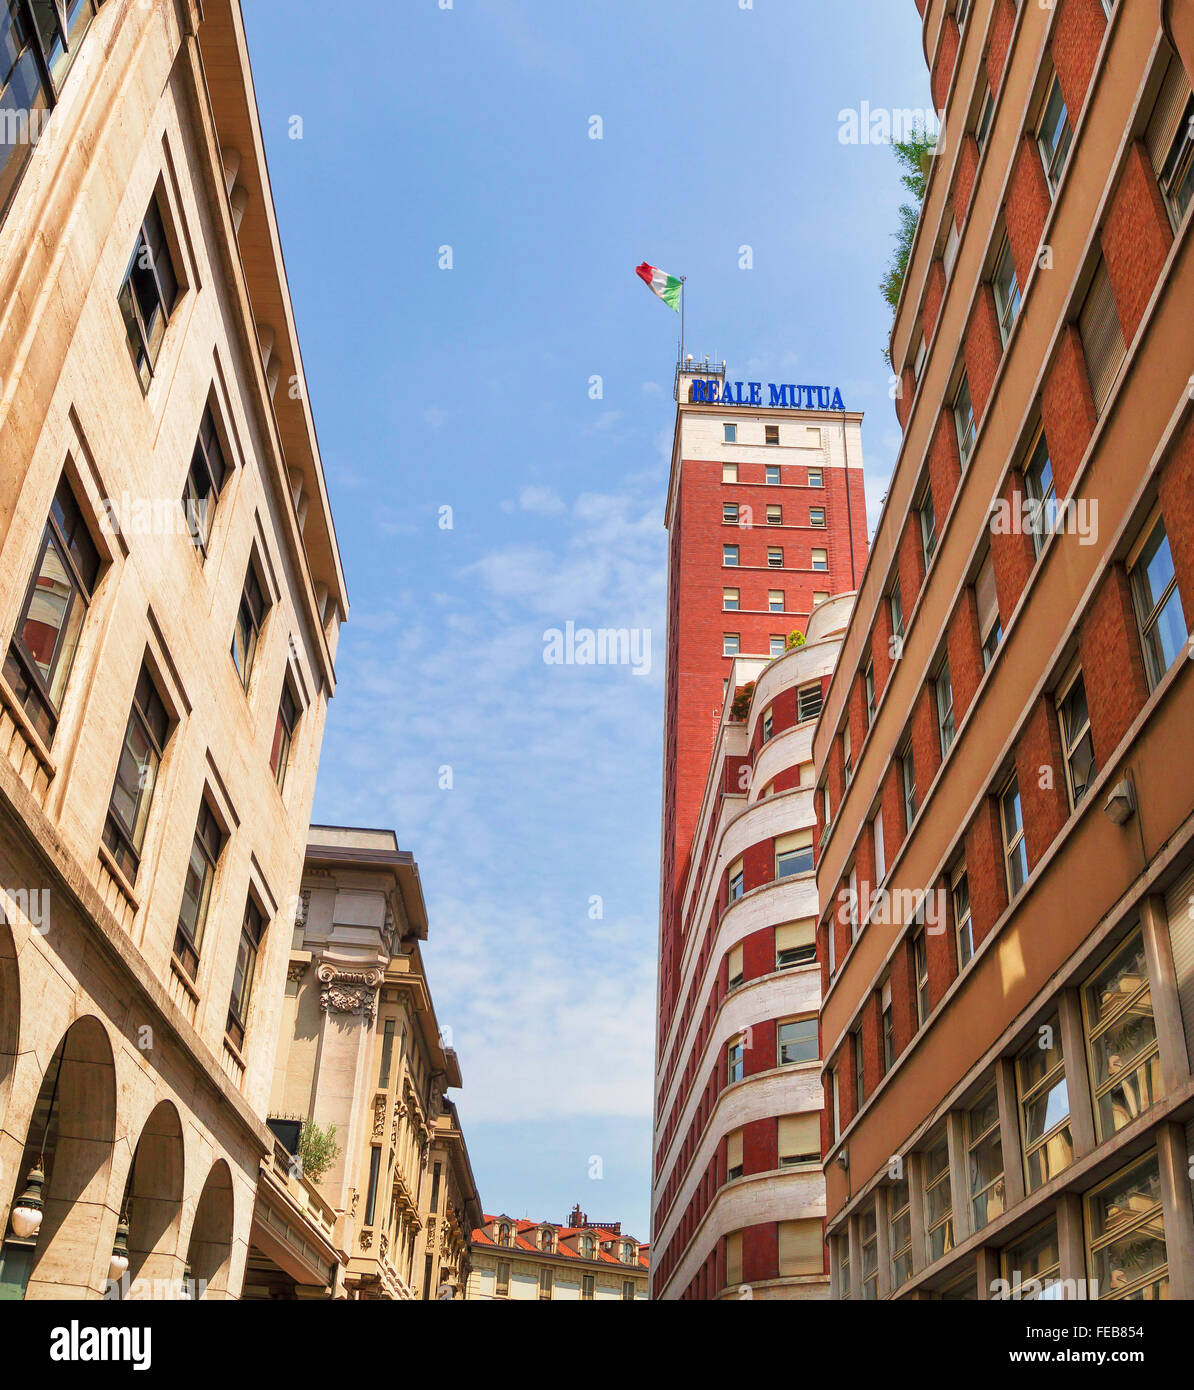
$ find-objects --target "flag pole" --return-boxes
[680,276,687,369]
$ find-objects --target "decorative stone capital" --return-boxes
[317,964,383,1020]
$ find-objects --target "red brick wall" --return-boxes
[860,993,883,1097]
[1159,418,1194,623]
[1014,698,1071,870]
[890,937,918,1055]
[954,136,981,226]
[742,1224,779,1284]
[742,1117,777,1175]
[965,284,1004,417]
[923,259,947,344]
[965,799,1009,948]
[1006,138,1052,287]
[928,409,963,522]
[911,682,943,796]
[1101,141,1174,344]
[1040,326,1097,495]
[925,872,959,1008]
[1078,566,1151,767]
[899,508,929,616]
[933,16,961,111]
[1051,0,1108,121]
[985,0,1017,91]
[989,469,1038,624]
[946,589,984,724]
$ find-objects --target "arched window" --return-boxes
[496,1224,510,1247]
[581,1235,595,1259]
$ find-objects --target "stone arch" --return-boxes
[185,1160,235,1299]
[4,1015,117,1299]
[120,1100,185,1297]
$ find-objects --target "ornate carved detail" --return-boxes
[287,959,308,984]
[360,1230,373,1251]
[380,1233,389,1261]
[372,1095,387,1140]
[295,889,312,928]
[317,963,382,1020]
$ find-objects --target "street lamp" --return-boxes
[8,1161,45,1240]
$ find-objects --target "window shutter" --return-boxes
[778,1219,825,1276]
[1079,260,1126,414]
[976,553,999,637]
[726,1231,743,1286]
[727,943,743,981]
[778,1113,820,1162]
[775,829,814,854]
[1147,56,1191,174]
[726,1129,744,1171]
[1166,862,1194,1065]
[776,920,816,951]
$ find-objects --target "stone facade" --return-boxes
[0,0,347,1300]
[469,1209,649,1302]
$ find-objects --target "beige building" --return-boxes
[469,1209,649,1301]
[268,827,482,1300]
[0,0,347,1299]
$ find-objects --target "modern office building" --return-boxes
[817,0,1194,1300]
[652,597,855,1300]
[468,1208,649,1301]
[264,827,482,1301]
[0,0,348,1298]
[651,358,869,1298]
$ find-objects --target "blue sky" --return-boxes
[243,0,930,1240]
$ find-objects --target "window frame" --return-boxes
[992,234,1022,346]
[953,371,976,471]
[102,662,171,881]
[1056,666,1096,810]
[1001,773,1028,897]
[118,190,182,392]
[226,895,267,1051]
[1128,512,1188,689]
[1037,71,1073,194]
[173,797,223,980]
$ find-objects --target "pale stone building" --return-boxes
[268,827,482,1300]
[0,0,347,1299]
[469,1209,650,1301]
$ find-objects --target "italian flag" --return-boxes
[636,263,683,312]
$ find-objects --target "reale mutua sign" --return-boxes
[690,379,846,411]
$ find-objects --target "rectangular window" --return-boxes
[769,635,785,657]
[902,743,917,827]
[765,424,780,446]
[622,1279,635,1301]
[811,548,828,571]
[808,468,823,487]
[723,502,739,524]
[2,473,101,745]
[860,1208,878,1300]
[118,192,180,391]
[873,811,886,883]
[724,424,738,444]
[913,334,927,384]
[806,428,822,449]
[726,1232,743,1287]
[836,1232,850,1299]
[913,927,930,1026]
[184,406,229,555]
[727,943,744,991]
[496,1260,511,1297]
[765,464,781,485]
[992,236,1021,345]
[728,859,744,901]
[1146,55,1194,231]
[768,547,784,568]
[723,462,738,482]
[778,1113,820,1166]
[1079,259,1126,415]
[778,1016,818,1066]
[812,591,829,607]
[776,920,816,970]
[976,552,1001,667]
[923,1131,954,1263]
[1083,931,1161,1142]
[767,504,782,525]
[1057,669,1096,808]
[232,561,268,692]
[378,1018,396,1087]
[919,489,937,567]
[1023,432,1058,554]
[363,1145,381,1227]
[1001,774,1028,896]
[1086,1154,1168,1301]
[889,1179,912,1292]
[848,866,859,939]
[975,82,994,154]
[582,1274,595,1300]
[723,544,740,566]
[952,865,973,969]
[103,663,170,880]
[173,799,222,979]
[843,723,852,784]
[943,218,960,278]
[227,897,266,1050]
[776,830,814,879]
[880,979,894,1072]
[810,507,826,527]
[538,1267,553,1301]
[723,633,740,657]
[953,372,976,470]
[890,581,904,641]
[999,1222,1061,1301]
[1037,72,1073,193]
[852,1026,865,1105]
[798,686,823,722]
[726,1128,744,1181]
[727,1038,744,1084]
[1129,514,1188,688]
[967,1085,1005,1231]
[1016,1017,1073,1192]
[864,663,876,726]
[270,681,299,792]
[768,590,784,613]
[935,660,956,758]
[723,587,740,611]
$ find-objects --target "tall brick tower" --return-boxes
[656,360,869,1044]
